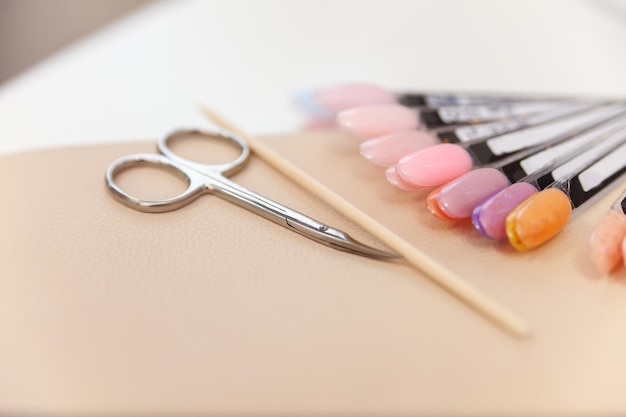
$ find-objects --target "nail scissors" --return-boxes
[105,129,396,259]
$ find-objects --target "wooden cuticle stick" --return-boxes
[199,106,531,339]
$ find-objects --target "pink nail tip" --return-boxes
[472,182,538,239]
[301,117,338,131]
[315,82,396,113]
[396,143,473,188]
[385,165,427,191]
[589,211,626,274]
[359,131,438,167]
[431,168,511,220]
[336,105,418,140]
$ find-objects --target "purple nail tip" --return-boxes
[472,182,538,240]
[471,205,492,238]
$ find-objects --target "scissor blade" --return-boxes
[285,217,399,260]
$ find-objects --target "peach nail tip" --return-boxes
[396,143,473,188]
[589,211,626,274]
[359,131,438,167]
[505,189,572,251]
[336,105,418,140]
[472,183,539,240]
[622,235,626,270]
[315,82,396,113]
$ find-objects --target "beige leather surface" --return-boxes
[2,130,626,416]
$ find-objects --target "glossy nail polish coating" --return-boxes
[426,168,510,220]
[396,144,473,188]
[472,182,538,240]
[506,189,572,250]
[589,211,626,274]
[360,131,438,167]
[337,105,418,139]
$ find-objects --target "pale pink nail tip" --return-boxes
[385,166,427,191]
[396,144,473,188]
[359,131,438,167]
[315,82,396,113]
[337,105,418,140]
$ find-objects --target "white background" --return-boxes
[1,0,626,155]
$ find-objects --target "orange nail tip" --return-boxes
[426,186,456,221]
[505,188,572,251]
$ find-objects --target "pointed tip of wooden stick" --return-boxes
[197,105,239,135]
[197,105,222,125]
[196,104,210,117]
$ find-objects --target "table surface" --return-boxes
[3,131,626,415]
[1,0,626,155]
